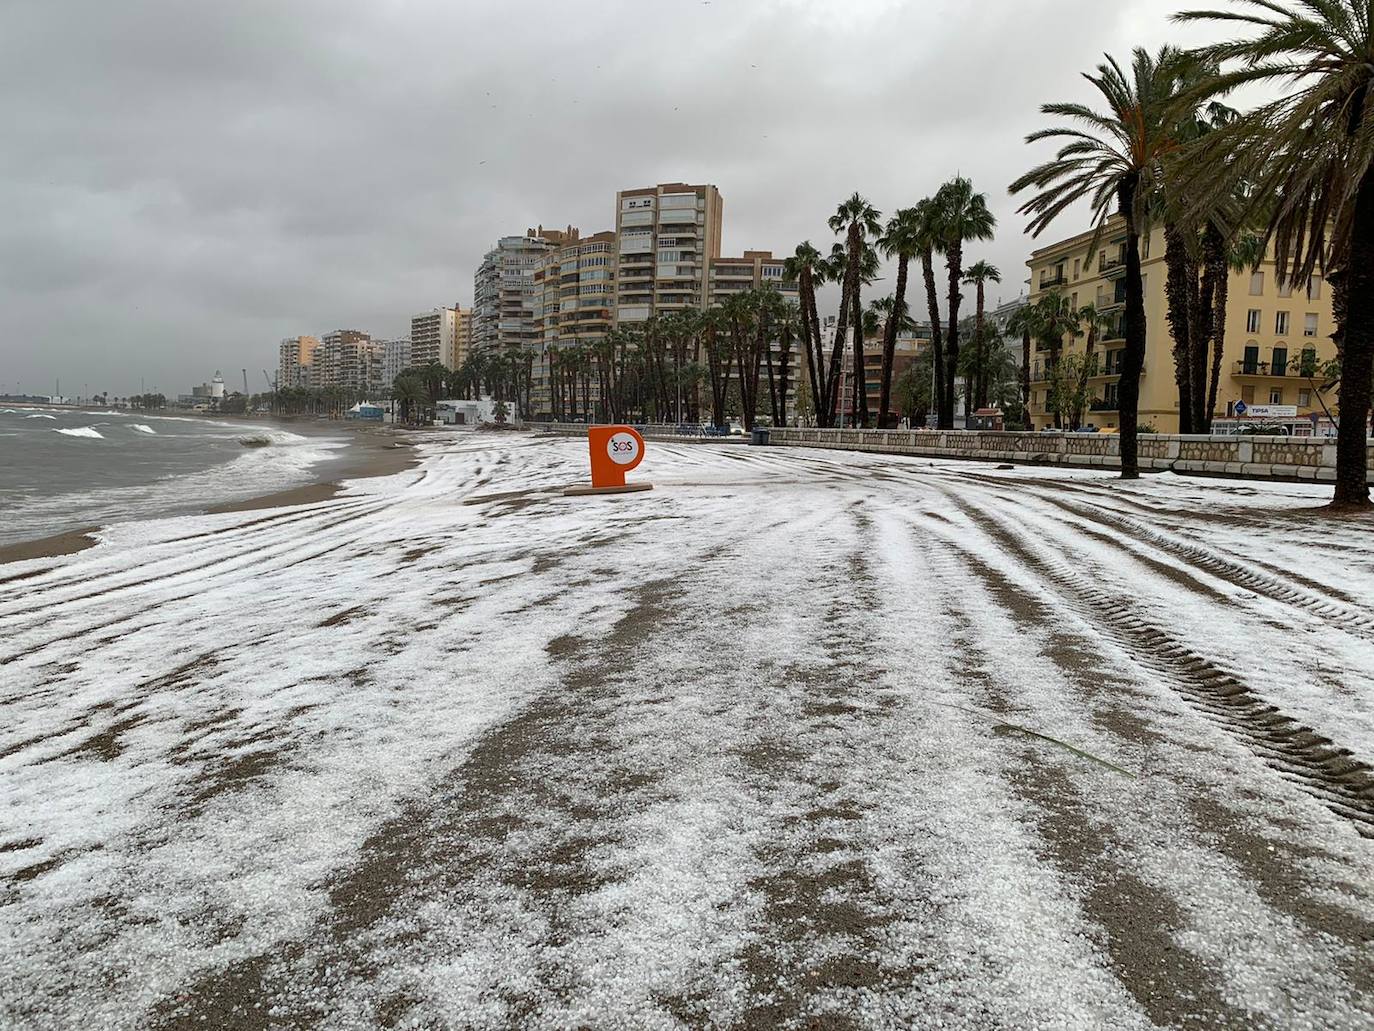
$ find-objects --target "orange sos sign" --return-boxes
[588,425,646,488]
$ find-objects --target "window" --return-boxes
[1300,347,1318,376]
[1246,309,1261,333]
[1249,271,1265,295]
[1141,234,1150,258]
[1307,275,1323,300]
[1304,313,1318,337]
[1242,343,1260,374]
[1275,311,1289,335]
[1272,346,1287,376]
[1298,389,1311,407]
[1073,258,1080,279]
[1269,388,1283,404]
[1278,279,1293,298]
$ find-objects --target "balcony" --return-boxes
[1100,256,1126,279]
[1089,398,1118,412]
[1039,270,1067,289]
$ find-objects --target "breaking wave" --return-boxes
[26,414,57,420]
[131,424,157,435]
[55,426,104,439]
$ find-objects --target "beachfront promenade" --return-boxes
[2,434,1373,1029]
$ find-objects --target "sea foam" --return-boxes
[26,414,57,420]
[56,426,104,439]
[131,424,157,435]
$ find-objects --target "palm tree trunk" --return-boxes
[944,240,963,428]
[799,271,825,426]
[973,280,987,413]
[777,323,793,426]
[1199,223,1227,431]
[1117,175,1146,479]
[1332,169,1374,507]
[1164,223,1194,434]
[921,249,946,429]
[1019,328,1031,423]
[878,255,909,427]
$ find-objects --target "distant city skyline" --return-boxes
[1,0,1222,394]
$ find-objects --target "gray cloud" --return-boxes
[0,0,1220,396]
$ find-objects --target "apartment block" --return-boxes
[320,329,385,395]
[277,335,320,389]
[381,337,412,386]
[473,227,577,354]
[614,183,724,324]
[530,230,616,417]
[411,306,471,369]
[1025,217,1339,432]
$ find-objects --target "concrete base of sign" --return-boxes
[562,483,654,497]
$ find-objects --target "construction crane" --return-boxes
[262,369,275,392]
[242,369,249,396]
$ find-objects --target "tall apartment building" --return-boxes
[278,335,320,389]
[473,227,576,353]
[530,230,616,417]
[1025,217,1339,432]
[410,306,471,368]
[320,329,384,395]
[381,338,412,386]
[614,183,724,324]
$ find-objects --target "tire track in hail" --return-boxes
[908,526,1263,1030]
[924,481,1374,838]
[914,517,1374,1004]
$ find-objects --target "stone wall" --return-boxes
[767,428,1374,483]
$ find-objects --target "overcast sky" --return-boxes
[1,0,1226,397]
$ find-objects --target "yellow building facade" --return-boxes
[1025,217,1339,433]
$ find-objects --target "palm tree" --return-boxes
[392,373,426,426]
[1175,0,1373,507]
[878,207,922,427]
[1011,46,1189,477]
[1006,304,1041,422]
[1074,302,1111,428]
[913,198,947,428]
[783,242,831,427]
[1034,289,1081,428]
[934,177,996,428]
[828,193,883,427]
[963,260,1002,412]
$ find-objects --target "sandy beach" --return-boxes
[2,434,1372,1030]
[0,419,416,565]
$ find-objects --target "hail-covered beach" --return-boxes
[2,433,1372,1030]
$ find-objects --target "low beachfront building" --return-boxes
[1025,217,1339,433]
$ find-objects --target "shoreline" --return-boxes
[0,423,418,566]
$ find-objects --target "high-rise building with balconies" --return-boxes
[410,306,471,369]
[473,227,577,354]
[614,183,723,325]
[278,335,320,389]
[531,230,616,418]
[320,329,384,395]
[381,337,412,386]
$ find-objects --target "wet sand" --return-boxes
[1,424,416,564]
[0,528,102,567]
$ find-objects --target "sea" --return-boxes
[0,406,349,546]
